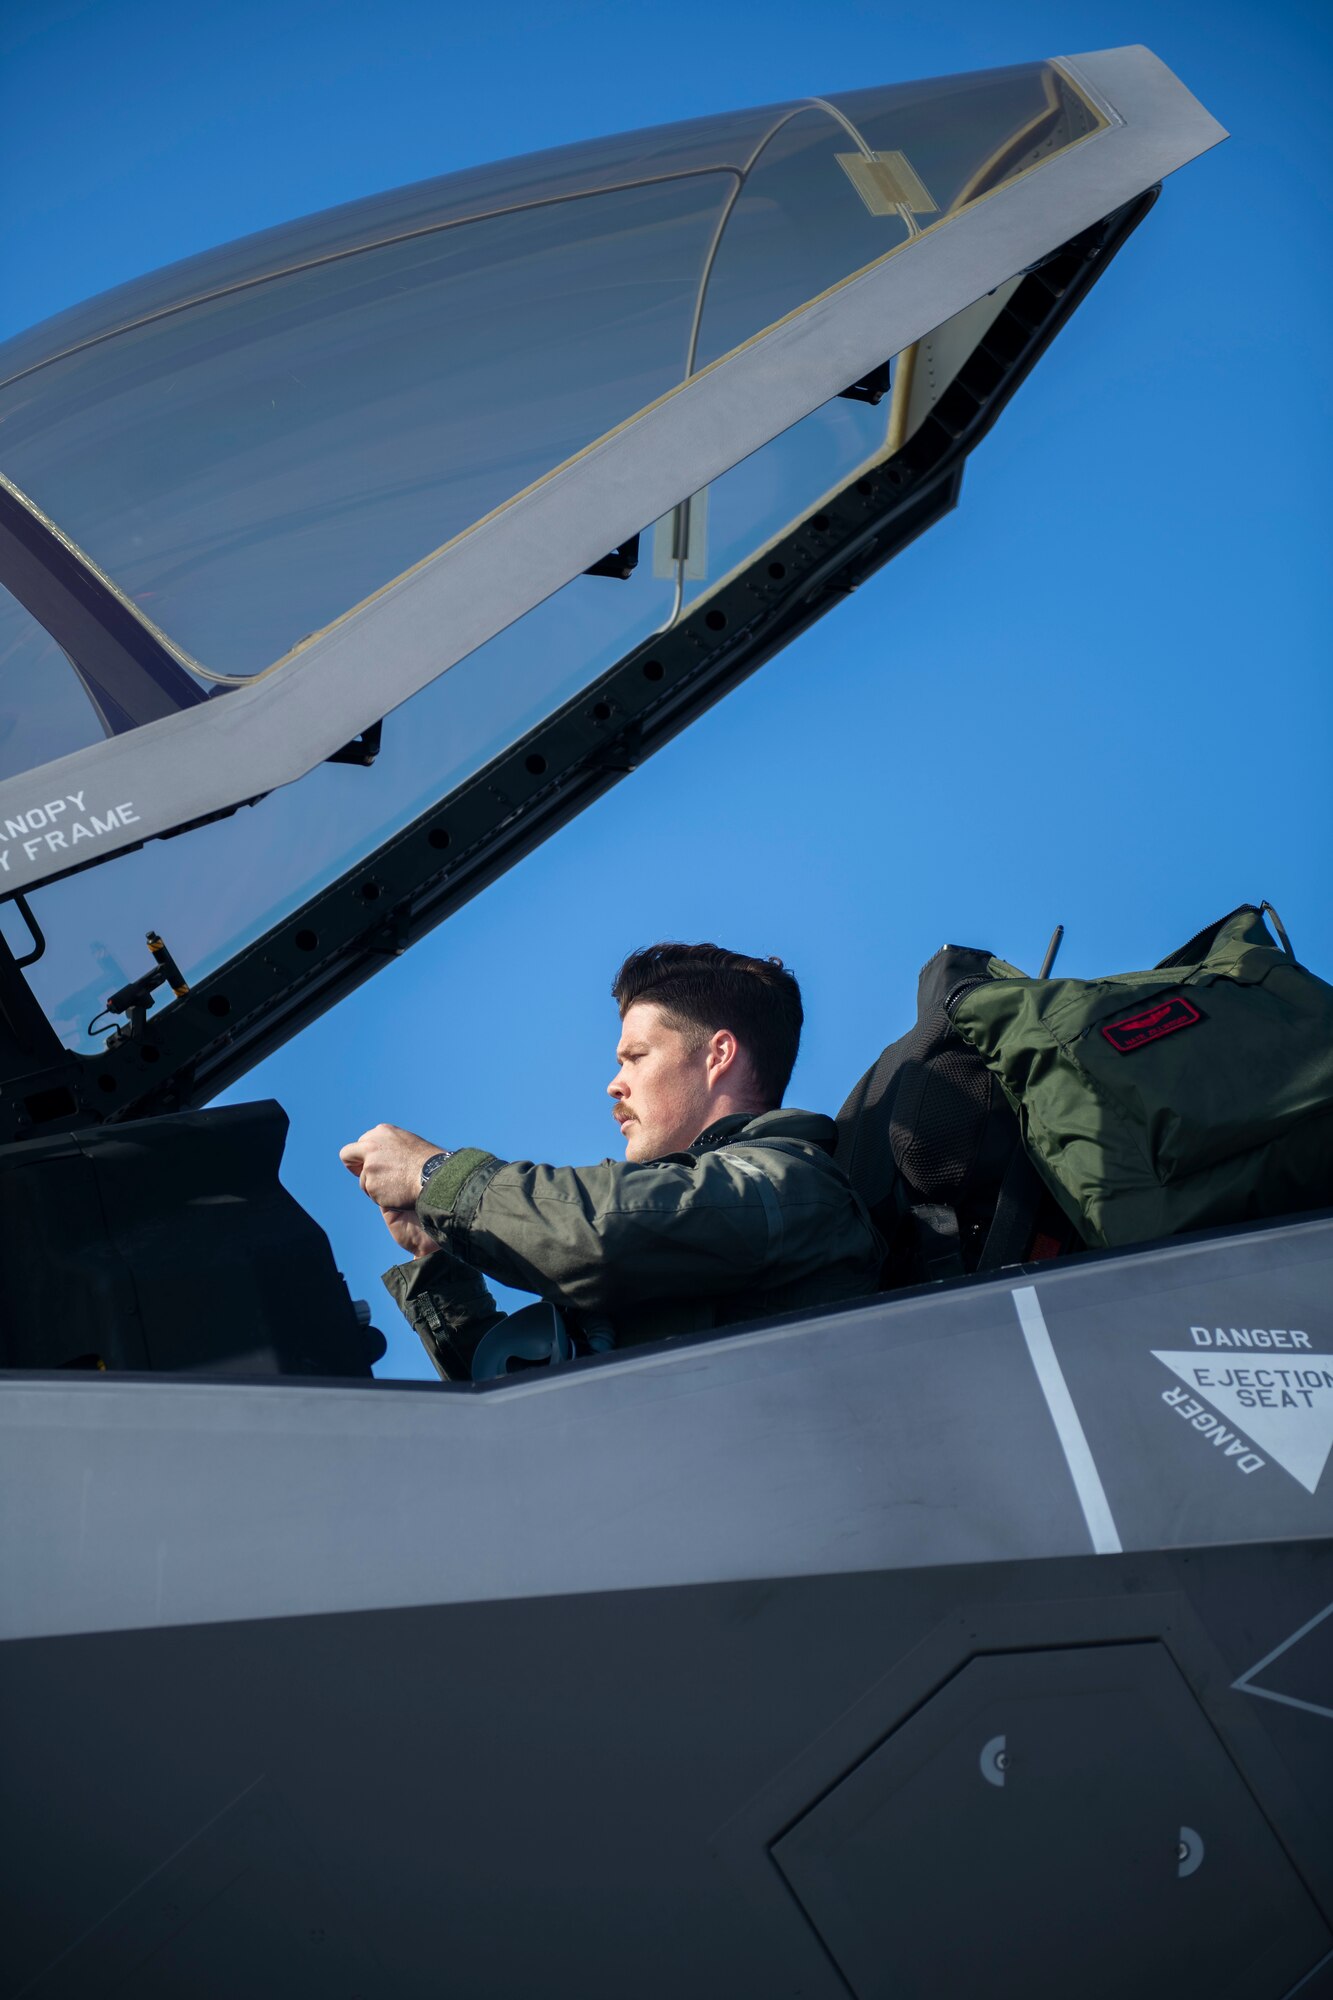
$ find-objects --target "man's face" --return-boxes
[608,1000,712,1162]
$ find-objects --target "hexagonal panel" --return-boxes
[773,1643,1329,2000]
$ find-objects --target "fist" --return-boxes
[339,1123,441,1211]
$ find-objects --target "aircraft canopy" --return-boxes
[0,49,1222,1097]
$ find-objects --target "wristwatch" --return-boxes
[419,1150,452,1190]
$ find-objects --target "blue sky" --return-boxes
[3,0,1330,1377]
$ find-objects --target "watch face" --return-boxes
[420,1151,450,1188]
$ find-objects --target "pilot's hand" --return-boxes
[382,1206,438,1260]
[339,1123,441,1210]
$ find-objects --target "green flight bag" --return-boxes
[948,904,1333,1250]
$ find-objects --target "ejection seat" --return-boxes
[833,945,1079,1292]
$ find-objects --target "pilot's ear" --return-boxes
[707,1029,738,1080]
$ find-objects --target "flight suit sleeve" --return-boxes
[415,1143,788,1316]
[381,1243,505,1381]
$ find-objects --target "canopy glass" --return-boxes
[0,62,1099,774]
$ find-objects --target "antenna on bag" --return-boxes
[1038,925,1064,980]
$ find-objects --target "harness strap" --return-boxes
[976,1142,1045,1272]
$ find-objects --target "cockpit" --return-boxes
[0,48,1257,1381]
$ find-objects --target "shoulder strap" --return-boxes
[975,1141,1045,1271]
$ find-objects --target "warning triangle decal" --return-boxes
[1153,1351,1333,1495]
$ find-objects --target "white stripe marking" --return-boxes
[1013,1285,1122,1555]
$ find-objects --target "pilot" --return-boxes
[340,942,884,1378]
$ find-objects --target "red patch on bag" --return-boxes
[1101,995,1202,1054]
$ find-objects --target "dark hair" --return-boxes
[611,942,803,1106]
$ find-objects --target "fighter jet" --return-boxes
[2,45,1331,1999]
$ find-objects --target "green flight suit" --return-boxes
[382,1108,884,1380]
